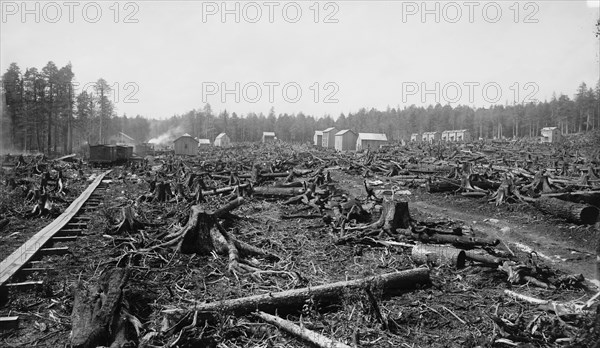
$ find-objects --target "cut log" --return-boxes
[426,180,460,193]
[254,311,352,348]
[252,187,306,198]
[70,268,137,348]
[541,190,600,208]
[532,197,599,224]
[411,244,466,268]
[179,269,429,317]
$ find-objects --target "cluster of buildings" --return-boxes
[411,129,472,143]
[171,131,278,155]
[313,127,389,151]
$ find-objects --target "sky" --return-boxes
[1,0,599,119]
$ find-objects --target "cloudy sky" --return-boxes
[1,0,599,119]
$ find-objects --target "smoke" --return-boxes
[148,126,186,146]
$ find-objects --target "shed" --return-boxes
[214,133,231,147]
[173,133,198,155]
[455,129,471,142]
[422,131,440,143]
[335,129,358,152]
[410,133,422,142]
[321,127,338,149]
[356,133,388,151]
[198,139,211,147]
[313,130,323,147]
[262,132,276,143]
[541,127,561,143]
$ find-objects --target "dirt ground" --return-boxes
[0,151,599,348]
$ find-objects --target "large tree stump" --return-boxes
[533,197,599,224]
[71,268,137,348]
[377,199,411,234]
[109,205,148,235]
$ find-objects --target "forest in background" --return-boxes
[1,61,599,154]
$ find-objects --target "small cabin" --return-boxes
[198,139,211,148]
[335,129,358,152]
[422,131,440,143]
[321,127,338,149]
[356,133,388,151]
[313,130,323,146]
[410,133,422,142]
[173,133,198,155]
[455,129,471,142]
[262,132,276,143]
[214,133,231,147]
[541,127,561,143]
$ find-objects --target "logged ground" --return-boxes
[1,136,600,348]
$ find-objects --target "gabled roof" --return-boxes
[358,133,387,141]
[263,132,275,136]
[175,133,198,142]
[541,127,558,131]
[323,127,337,133]
[118,132,135,141]
[314,130,323,135]
[335,129,356,136]
[216,133,227,139]
[198,139,211,144]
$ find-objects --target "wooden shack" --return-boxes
[422,131,440,143]
[356,133,388,151]
[173,134,198,155]
[410,133,422,142]
[214,133,231,147]
[541,127,561,143]
[321,127,338,149]
[198,139,211,148]
[335,129,358,152]
[313,130,323,146]
[262,132,276,143]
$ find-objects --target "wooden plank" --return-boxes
[51,236,78,242]
[18,268,54,275]
[0,316,19,330]
[5,280,44,290]
[38,247,69,256]
[0,170,111,287]
[55,229,82,236]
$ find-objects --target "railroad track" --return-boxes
[0,170,111,330]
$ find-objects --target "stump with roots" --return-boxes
[109,205,149,235]
[144,198,279,278]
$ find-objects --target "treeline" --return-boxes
[2,60,599,154]
[1,61,150,154]
[153,81,600,143]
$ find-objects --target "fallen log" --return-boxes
[541,190,600,208]
[254,311,352,348]
[180,269,429,317]
[252,186,306,198]
[411,244,466,268]
[426,180,460,193]
[71,268,138,348]
[532,197,599,224]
